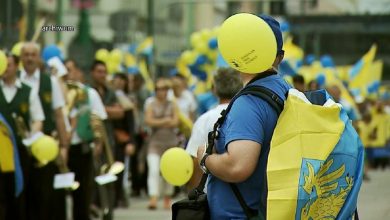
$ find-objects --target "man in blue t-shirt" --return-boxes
[197,15,291,219]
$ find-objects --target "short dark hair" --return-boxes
[114,72,129,93]
[213,68,243,100]
[172,73,186,80]
[292,74,305,84]
[90,60,106,71]
[65,59,81,69]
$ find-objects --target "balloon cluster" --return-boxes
[94,37,153,75]
[95,48,123,74]
[176,28,219,92]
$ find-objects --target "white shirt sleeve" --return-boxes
[29,90,45,122]
[88,88,108,120]
[184,90,198,112]
[186,115,207,157]
[50,76,66,110]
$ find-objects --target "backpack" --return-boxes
[218,85,363,220]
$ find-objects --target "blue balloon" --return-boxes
[305,54,316,65]
[128,44,138,54]
[279,60,297,76]
[127,66,139,74]
[208,38,218,49]
[189,65,207,81]
[42,45,62,63]
[320,55,335,68]
[296,60,303,69]
[195,55,208,66]
[316,74,326,86]
[280,21,290,32]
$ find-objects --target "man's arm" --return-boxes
[55,107,69,148]
[29,90,44,133]
[197,140,261,183]
[105,104,125,120]
[50,76,70,148]
[144,103,169,127]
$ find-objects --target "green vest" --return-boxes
[38,73,56,135]
[0,83,31,142]
[75,86,94,142]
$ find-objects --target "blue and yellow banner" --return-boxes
[0,113,24,196]
[267,89,363,220]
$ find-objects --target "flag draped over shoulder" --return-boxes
[267,89,363,220]
[0,113,24,196]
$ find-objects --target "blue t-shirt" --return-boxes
[207,74,291,220]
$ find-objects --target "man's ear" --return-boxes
[272,53,284,67]
[276,53,284,65]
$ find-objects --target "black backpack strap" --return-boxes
[230,183,264,219]
[224,86,284,219]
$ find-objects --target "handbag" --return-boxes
[172,184,209,220]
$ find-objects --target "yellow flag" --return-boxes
[349,44,377,89]
[0,122,15,172]
[138,59,154,92]
[267,91,344,220]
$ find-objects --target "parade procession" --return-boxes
[1,0,390,220]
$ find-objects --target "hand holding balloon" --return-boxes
[160,147,193,186]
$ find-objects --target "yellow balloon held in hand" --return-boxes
[0,50,7,76]
[31,135,59,165]
[160,147,193,186]
[218,13,277,74]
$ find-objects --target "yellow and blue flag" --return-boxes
[0,113,24,196]
[267,89,363,220]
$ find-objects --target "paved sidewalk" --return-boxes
[114,169,390,219]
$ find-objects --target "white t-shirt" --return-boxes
[168,90,198,118]
[186,103,228,157]
[0,79,45,122]
[69,87,108,145]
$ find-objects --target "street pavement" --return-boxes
[113,169,390,220]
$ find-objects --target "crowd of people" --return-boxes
[0,15,389,220]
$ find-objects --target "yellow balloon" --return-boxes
[0,51,7,76]
[200,29,212,41]
[218,13,277,74]
[31,135,59,165]
[95,49,109,61]
[206,50,218,61]
[11,42,24,57]
[160,147,193,186]
[124,53,136,67]
[194,41,209,54]
[190,32,202,48]
[110,49,123,64]
[181,50,197,64]
[107,61,119,75]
